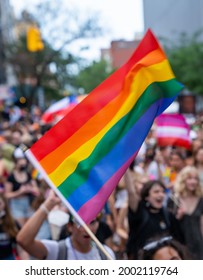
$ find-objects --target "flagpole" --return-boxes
[22,145,113,260]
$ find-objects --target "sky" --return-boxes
[10,0,144,60]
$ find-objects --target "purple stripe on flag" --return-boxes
[77,152,138,224]
[156,114,189,128]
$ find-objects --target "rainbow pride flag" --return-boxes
[26,29,183,224]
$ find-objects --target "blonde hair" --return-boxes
[174,166,203,198]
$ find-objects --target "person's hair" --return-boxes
[138,234,192,260]
[11,128,23,136]
[194,146,203,165]
[12,155,28,164]
[144,146,156,164]
[0,193,19,238]
[31,180,49,210]
[140,180,166,201]
[174,166,203,198]
[169,150,186,162]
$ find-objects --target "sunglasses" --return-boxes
[73,218,99,228]
[143,236,173,251]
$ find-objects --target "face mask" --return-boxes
[19,165,27,171]
[0,210,6,218]
[146,154,154,161]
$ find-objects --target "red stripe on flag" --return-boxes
[32,30,162,161]
[158,137,191,149]
[156,113,191,149]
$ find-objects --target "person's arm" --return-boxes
[4,181,26,199]
[124,169,140,212]
[154,150,164,181]
[107,190,118,230]
[16,191,60,259]
[4,180,38,199]
[0,160,5,177]
[16,244,30,260]
[116,205,128,240]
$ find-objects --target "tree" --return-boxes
[6,1,104,107]
[7,33,68,107]
[73,59,114,93]
[165,31,203,95]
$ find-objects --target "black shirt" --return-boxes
[126,202,184,259]
[0,223,19,259]
[7,173,32,192]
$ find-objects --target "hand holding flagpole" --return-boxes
[22,144,113,260]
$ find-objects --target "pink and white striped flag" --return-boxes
[155,113,191,149]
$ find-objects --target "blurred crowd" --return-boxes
[0,104,203,260]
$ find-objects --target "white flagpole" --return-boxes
[23,145,113,260]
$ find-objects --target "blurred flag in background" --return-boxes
[156,113,191,149]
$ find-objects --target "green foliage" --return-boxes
[73,60,114,93]
[6,35,66,104]
[166,31,203,95]
[5,3,103,107]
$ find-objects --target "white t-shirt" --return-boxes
[41,237,115,260]
[115,189,128,209]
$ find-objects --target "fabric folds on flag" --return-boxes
[156,113,191,149]
[27,29,183,224]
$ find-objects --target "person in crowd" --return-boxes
[4,156,40,226]
[124,169,185,259]
[138,234,192,260]
[58,206,114,253]
[114,169,149,259]
[184,150,195,166]
[10,128,24,159]
[0,193,28,259]
[108,181,126,232]
[145,147,167,181]
[194,146,203,188]
[0,143,15,176]
[191,138,203,155]
[0,148,9,193]
[17,191,115,260]
[142,146,156,178]
[159,146,172,167]
[108,175,129,255]
[168,150,185,186]
[164,149,186,204]
[167,166,203,259]
[30,180,52,240]
[95,212,114,251]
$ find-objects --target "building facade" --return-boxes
[143,0,203,41]
[101,38,141,70]
[0,0,15,85]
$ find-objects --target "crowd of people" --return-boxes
[0,104,203,260]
